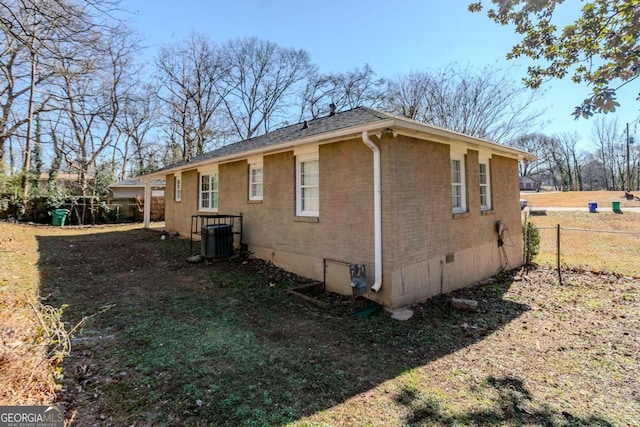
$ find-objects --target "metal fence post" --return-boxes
[557,224,562,285]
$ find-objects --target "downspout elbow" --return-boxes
[361,131,383,292]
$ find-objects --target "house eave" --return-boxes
[139,115,535,180]
[389,118,536,162]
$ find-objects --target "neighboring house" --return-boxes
[519,176,539,191]
[108,178,166,222]
[139,107,534,308]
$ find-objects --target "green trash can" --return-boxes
[612,201,621,212]
[52,209,69,226]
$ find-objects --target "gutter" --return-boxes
[361,131,383,292]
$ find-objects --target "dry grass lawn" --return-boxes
[526,210,640,277]
[521,189,640,208]
[1,222,638,426]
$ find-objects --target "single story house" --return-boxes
[519,176,539,191]
[108,178,166,222]
[139,107,534,308]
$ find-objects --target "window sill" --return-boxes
[480,209,494,216]
[247,200,263,204]
[452,212,469,219]
[294,216,319,223]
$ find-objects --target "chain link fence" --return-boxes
[524,220,640,280]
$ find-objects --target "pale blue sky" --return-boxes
[120,0,639,150]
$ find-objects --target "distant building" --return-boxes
[108,178,165,198]
[108,178,165,222]
[519,176,539,191]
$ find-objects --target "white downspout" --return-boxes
[361,131,382,292]
[143,179,151,229]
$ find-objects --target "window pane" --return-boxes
[302,186,319,211]
[251,183,263,198]
[212,173,218,191]
[201,193,209,208]
[175,178,182,201]
[451,160,460,184]
[250,167,263,199]
[212,191,218,208]
[452,185,461,209]
[301,160,319,186]
[201,175,210,191]
[251,168,263,183]
[479,164,487,184]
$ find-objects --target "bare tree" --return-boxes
[383,71,431,120]
[385,64,544,143]
[580,153,607,190]
[553,133,583,191]
[592,116,623,190]
[510,133,554,180]
[155,32,229,160]
[298,64,386,120]
[0,0,123,201]
[0,0,56,179]
[222,37,314,140]
[51,23,139,196]
[114,83,159,178]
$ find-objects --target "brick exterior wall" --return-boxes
[162,133,523,307]
[378,135,523,307]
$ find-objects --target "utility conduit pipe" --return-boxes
[361,131,382,292]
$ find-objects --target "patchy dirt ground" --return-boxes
[1,222,639,426]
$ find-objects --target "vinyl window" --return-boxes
[199,170,218,211]
[174,175,182,202]
[479,160,491,210]
[249,163,263,201]
[296,154,319,216]
[451,151,467,213]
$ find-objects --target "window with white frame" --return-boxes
[479,157,491,210]
[296,153,319,216]
[249,162,263,200]
[174,174,182,202]
[450,150,467,213]
[199,169,218,211]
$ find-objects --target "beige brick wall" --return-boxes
[161,133,523,308]
[162,142,376,294]
[381,136,523,307]
[164,170,202,237]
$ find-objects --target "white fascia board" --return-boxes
[390,118,536,162]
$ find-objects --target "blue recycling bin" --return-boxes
[588,201,597,213]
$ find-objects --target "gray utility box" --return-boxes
[201,224,233,259]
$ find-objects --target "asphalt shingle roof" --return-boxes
[146,106,534,177]
[157,107,392,172]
